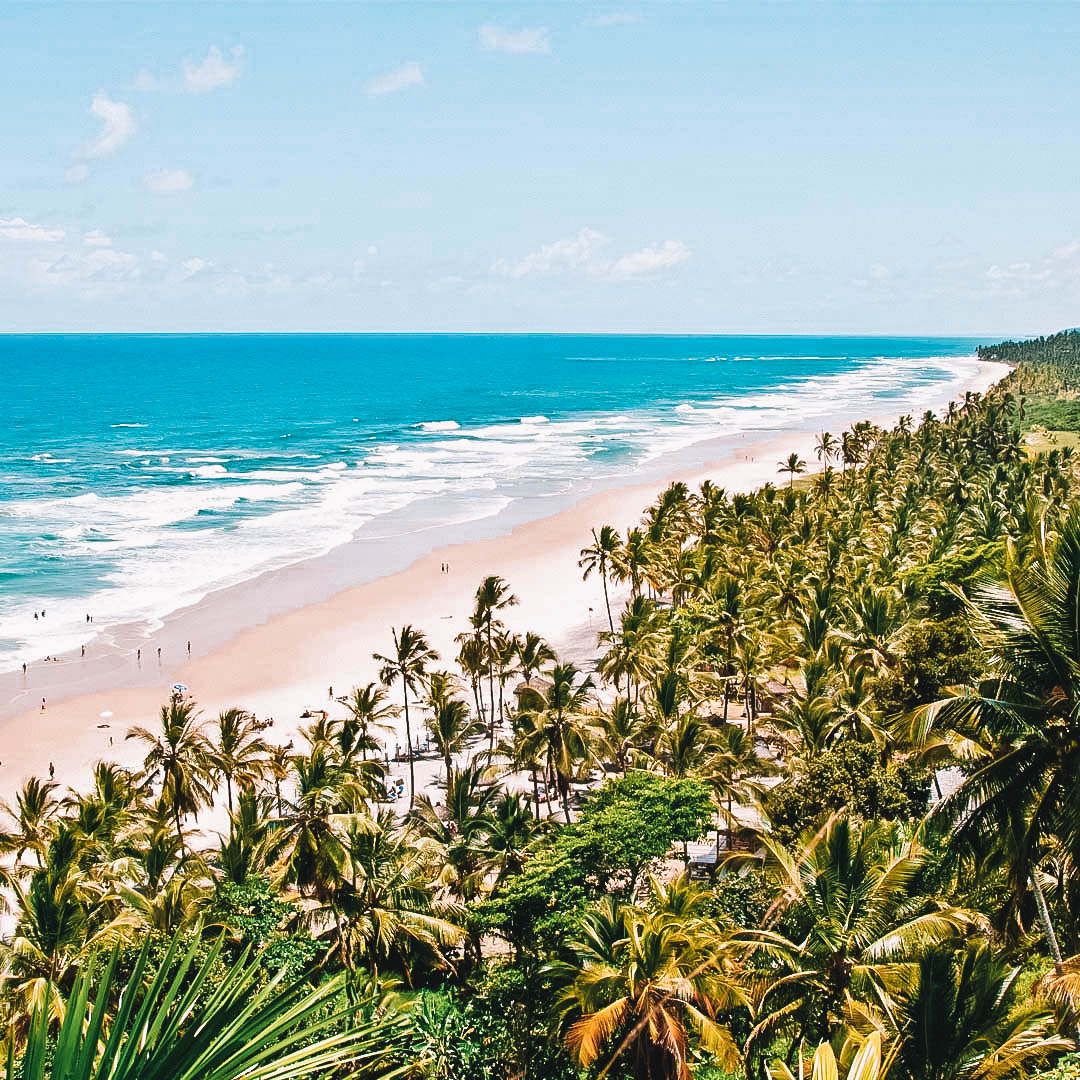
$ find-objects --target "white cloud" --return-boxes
[33,246,140,290]
[584,11,643,27]
[65,163,89,184]
[869,263,890,280]
[150,250,167,263]
[0,217,65,243]
[144,168,194,194]
[367,245,378,256]
[181,256,213,279]
[478,24,551,54]
[133,68,167,92]
[366,61,424,96]
[496,228,690,281]
[84,93,135,159]
[610,239,690,278]
[1053,240,1080,260]
[496,227,607,277]
[183,45,244,93]
[82,229,112,247]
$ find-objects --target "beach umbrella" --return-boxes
[99,709,114,719]
[172,683,188,694]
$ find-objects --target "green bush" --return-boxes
[763,741,930,848]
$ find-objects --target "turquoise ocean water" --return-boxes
[1,334,987,671]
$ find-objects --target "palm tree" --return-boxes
[426,694,484,779]
[0,777,60,870]
[891,942,1070,1080]
[267,744,372,903]
[737,816,972,1069]
[778,452,807,488]
[341,682,398,762]
[334,810,462,983]
[411,763,500,904]
[375,624,439,811]
[516,630,556,685]
[126,700,214,857]
[580,524,622,634]
[552,895,743,1080]
[210,708,270,814]
[515,661,597,822]
[473,575,518,748]
[815,431,838,464]
[920,505,1080,965]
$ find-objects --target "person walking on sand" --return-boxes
[187,640,191,657]
[81,645,85,657]
[48,762,54,779]
[137,648,141,663]
[157,647,161,662]
[41,697,46,711]
[328,685,333,699]
[21,662,26,675]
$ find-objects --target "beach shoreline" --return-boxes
[0,358,1009,803]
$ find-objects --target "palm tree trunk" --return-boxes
[1031,868,1080,1041]
[532,768,541,818]
[602,565,615,635]
[226,774,234,815]
[402,682,415,811]
[173,801,185,859]
[487,624,496,752]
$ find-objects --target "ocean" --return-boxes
[1,334,987,672]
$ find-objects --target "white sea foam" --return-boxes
[417,420,460,432]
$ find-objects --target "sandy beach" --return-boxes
[0,359,1008,806]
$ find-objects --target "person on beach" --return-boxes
[157,647,161,662]
[34,613,37,621]
[187,640,191,656]
[81,645,85,657]
[41,697,46,711]
[137,649,141,663]
[329,685,333,699]
[48,762,54,779]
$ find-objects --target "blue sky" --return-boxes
[2,1,1079,334]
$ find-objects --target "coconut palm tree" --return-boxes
[267,745,368,904]
[890,942,1070,1080]
[552,895,743,1080]
[473,576,519,747]
[410,763,501,904]
[210,708,270,814]
[334,810,462,983]
[580,524,622,634]
[921,505,1080,965]
[778,452,807,489]
[515,661,597,823]
[736,816,973,1070]
[341,682,398,762]
[126,700,214,857]
[0,777,60,871]
[375,624,439,811]
[426,693,484,780]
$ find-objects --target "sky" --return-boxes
[2,1,1079,335]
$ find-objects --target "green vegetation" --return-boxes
[7,331,1080,1078]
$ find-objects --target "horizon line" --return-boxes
[0,329,1017,339]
